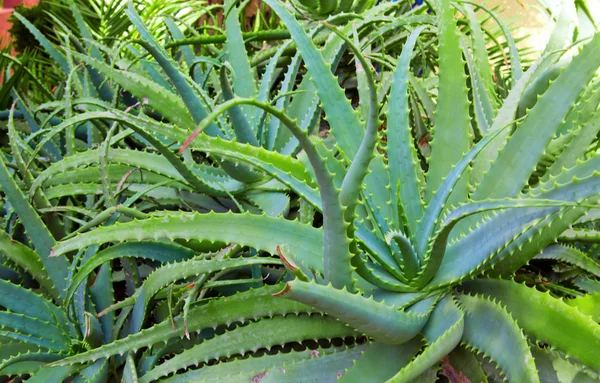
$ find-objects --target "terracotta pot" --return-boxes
[0,9,12,49]
[4,0,39,8]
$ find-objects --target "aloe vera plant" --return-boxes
[2,0,600,381]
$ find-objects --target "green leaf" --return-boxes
[125,2,218,136]
[443,346,488,383]
[388,295,464,382]
[218,66,259,146]
[462,279,600,371]
[126,257,281,334]
[0,158,68,298]
[159,345,363,383]
[543,106,600,182]
[458,292,539,382]
[140,315,357,382]
[276,280,428,344]
[192,97,354,290]
[71,52,195,129]
[123,353,139,383]
[65,242,196,309]
[52,211,323,272]
[339,340,422,383]
[0,231,56,300]
[474,31,600,199]
[534,244,600,278]
[12,12,69,74]
[566,294,600,322]
[470,55,544,187]
[48,286,311,366]
[224,0,256,99]
[387,26,426,234]
[425,0,471,206]
[27,365,80,383]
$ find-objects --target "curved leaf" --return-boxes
[462,279,600,371]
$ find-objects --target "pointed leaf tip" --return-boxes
[277,245,297,271]
[273,283,291,297]
[179,128,202,154]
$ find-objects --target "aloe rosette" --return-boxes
[2,0,600,381]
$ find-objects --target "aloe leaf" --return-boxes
[388,295,465,382]
[258,345,366,383]
[44,164,183,190]
[463,3,498,111]
[158,345,363,383]
[534,244,600,277]
[425,0,471,206]
[164,17,201,81]
[49,286,311,366]
[544,114,600,182]
[275,280,428,344]
[419,198,581,288]
[74,359,109,383]
[461,1,522,82]
[339,340,422,383]
[224,0,257,112]
[427,189,599,289]
[561,228,600,243]
[0,280,72,337]
[352,255,414,292]
[0,159,68,297]
[543,0,577,55]
[470,55,544,187]
[122,353,139,383]
[12,12,69,75]
[126,45,174,93]
[30,136,243,197]
[27,365,80,383]
[567,293,600,322]
[218,66,259,146]
[462,279,600,371]
[246,191,289,216]
[327,27,378,226]
[255,42,291,142]
[125,2,219,136]
[69,4,113,102]
[12,91,62,162]
[532,153,600,197]
[191,97,354,290]
[444,346,488,383]
[0,329,68,352]
[474,31,600,199]
[71,52,195,129]
[387,26,425,234]
[140,315,357,382]
[127,257,281,334]
[461,38,494,135]
[0,231,56,299]
[457,292,539,383]
[261,0,362,156]
[117,117,225,193]
[0,351,63,375]
[89,263,114,344]
[52,211,323,271]
[414,116,512,259]
[65,242,195,307]
[492,173,600,274]
[573,276,600,294]
[269,48,303,152]
[0,311,70,345]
